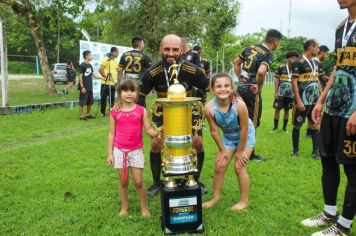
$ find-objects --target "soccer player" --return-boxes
[305,45,330,138]
[193,45,212,79]
[272,50,299,133]
[291,39,322,159]
[180,36,201,66]
[99,47,119,117]
[138,34,209,197]
[301,0,356,235]
[233,29,282,161]
[118,36,152,84]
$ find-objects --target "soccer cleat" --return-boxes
[311,224,350,236]
[270,128,278,133]
[100,113,106,118]
[199,182,208,194]
[79,117,87,121]
[250,154,267,161]
[86,115,96,119]
[301,212,338,227]
[147,182,161,197]
[291,150,299,157]
[312,151,321,160]
[305,133,312,138]
[282,128,288,133]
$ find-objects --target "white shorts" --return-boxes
[113,147,144,169]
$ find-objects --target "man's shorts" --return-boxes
[79,91,94,106]
[238,85,262,128]
[113,147,144,169]
[273,97,293,110]
[319,113,356,165]
[152,103,203,136]
[292,104,315,128]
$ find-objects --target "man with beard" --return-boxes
[291,39,322,159]
[301,0,356,235]
[138,34,209,197]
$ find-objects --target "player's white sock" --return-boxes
[324,204,337,216]
[337,216,353,229]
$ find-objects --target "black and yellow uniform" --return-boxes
[119,49,152,83]
[317,18,356,226]
[181,50,201,66]
[273,64,294,110]
[291,56,320,128]
[320,18,356,165]
[200,58,211,77]
[314,58,327,90]
[237,44,273,127]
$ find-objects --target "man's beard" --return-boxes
[162,54,179,65]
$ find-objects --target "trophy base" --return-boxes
[161,183,204,234]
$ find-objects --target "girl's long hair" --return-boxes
[116,78,139,104]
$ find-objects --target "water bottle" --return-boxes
[69,101,74,110]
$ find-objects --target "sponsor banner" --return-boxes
[79,40,132,99]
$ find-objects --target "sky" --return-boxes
[234,0,348,50]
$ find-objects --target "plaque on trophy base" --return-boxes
[161,182,204,234]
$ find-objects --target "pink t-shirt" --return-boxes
[110,105,144,150]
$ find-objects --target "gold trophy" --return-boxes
[151,61,204,188]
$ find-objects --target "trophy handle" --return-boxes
[150,101,164,138]
[192,101,204,137]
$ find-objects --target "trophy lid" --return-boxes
[167,83,186,100]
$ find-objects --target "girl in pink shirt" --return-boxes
[107,79,157,217]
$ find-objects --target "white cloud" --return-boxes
[234,0,348,50]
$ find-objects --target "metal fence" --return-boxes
[5,38,80,75]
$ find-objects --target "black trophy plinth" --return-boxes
[160,180,204,234]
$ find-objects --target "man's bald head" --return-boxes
[161,34,182,47]
[160,34,182,64]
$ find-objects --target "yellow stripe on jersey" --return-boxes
[298,72,319,82]
[336,47,356,67]
[181,64,196,74]
[149,66,163,77]
[279,75,290,81]
[150,65,163,75]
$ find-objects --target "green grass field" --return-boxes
[0,78,77,106]
[0,80,353,235]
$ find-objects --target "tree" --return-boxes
[0,0,85,95]
[0,0,58,94]
[99,0,240,61]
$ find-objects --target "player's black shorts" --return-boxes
[292,104,315,128]
[79,91,93,106]
[273,97,293,110]
[151,103,203,136]
[238,86,262,128]
[320,113,356,165]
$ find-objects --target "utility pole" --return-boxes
[0,18,9,107]
[288,0,292,37]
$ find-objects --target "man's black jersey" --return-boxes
[119,49,152,79]
[200,58,211,76]
[275,64,294,98]
[238,44,273,87]
[292,56,320,105]
[181,50,201,66]
[314,58,327,89]
[139,60,209,100]
[325,18,356,118]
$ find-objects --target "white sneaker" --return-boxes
[311,225,350,236]
[301,212,338,227]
